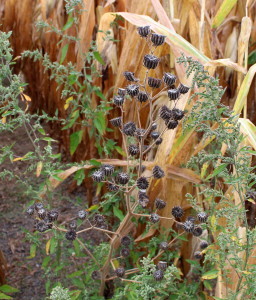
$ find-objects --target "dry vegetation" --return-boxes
[1,0,256,298]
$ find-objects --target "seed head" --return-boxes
[113,95,125,106]
[171,108,185,121]
[157,261,167,271]
[110,117,122,128]
[26,206,34,216]
[160,105,172,121]
[153,165,165,179]
[101,164,114,176]
[91,271,101,280]
[107,183,119,192]
[151,131,160,140]
[155,198,166,210]
[65,230,77,241]
[153,269,164,281]
[156,138,163,145]
[115,172,130,185]
[36,221,48,232]
[91,170,104,183]
[194,251,203,260]
[121,236,131,246]
[150,213,160,223]
[123,71,138,82]
[186,216,196,223]
[178,83,190,94]
[69,220,77,230]
[77,210,88,220]
[35,202,44,211]
[48,209,59,222]
[192,226,203,237]
[123,122,136,136]
[115,267,125,278]
[171,206,184,219]
[182,220,195,233]
[200,241,209,250]
[118,88,126,97]
[151,33,166,46]
[197,212,208,223]
[126,84,139,97]
[120,248,130,257]
[137,91,148,103]
[137,26,151,37]
[167,89,180,100]
[135,128,146,140]
[94,214,105,225]
[151,122,157,131]
[159,241,169,250]
[163,73,176,86]
[143,54,160,69]
[128,144,139,156]
[137,177,149,190]
[38,208,47,220]
[165,119,178,130]
[148,77,162,88]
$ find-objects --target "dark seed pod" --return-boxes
[151,122,157,131]
[138,193,149,208]
[91,271,101,280]
[48,209,59,222]
[120,248,130,257]
[137,177,149,190]
[101,164,114,176]
[165,119,178,130]
[182,220,195,233]
[116,172,130,185]
[159,241,169,250]
[113,95,125,106]
[121,236,131,246]
[153,165,165,179]
[150,213,160,223]
[151,131,160,140]
[148,77,162,88]
[186,216,196,223]
[107,183,119,192]
[155,138,163,145]
[123,71,138,82]
[171,206,184,219]
[92,170,105,183]
[69,220,77,230]
[163,73,176,86]
[194,251,203,260]
[171,108,185,121]
[151,33,166,46]
[26,206,34,216]
[44,219,53,229]
[35,202,44,211]
[135,128,146,140]
[115,267,125,278]
[126,84,139,97]
[97,223,108,230]
[137,91,148,103]
[200,241,209,250]
[137,26,151,38]
[143,54,160,69]
[36,221,48,232]
[167,89,180,100]
[118,88,126,97]
[178,83,190,94]
[128,144,139,156]
[94,214,105,225]
[77,210,88,220]
[153,269,164,281]
[65,230,77,241]
[38,208,46,220]
[160,105,172,121]
[123,122,136,136]
[193,226,203,237]
[110,117,122,127]
[198,212,208,223]
[157,261,167,271]
[155,198,166,210]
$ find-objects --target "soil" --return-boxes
[0,125,103,299]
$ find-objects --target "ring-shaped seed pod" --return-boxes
[36,221,48,232]
[94,214,105,225]
[91,170,104,182]
[143,54,160,69]
[118,88,126,97]
[65,230,77,241]
[200,241,209,249]
[107,183,119,192]
[182,220,195,233]
[155,198,166,209]
[165,119,178,130]
[77,210,88,220]
[160,105,172,121]
[192,226,203,237]
[167,89,180,100]
[113,95,125,106]
[139,193,149,208]
[155,137,163,145]
[151,131,160,140]
[123,121,136,136]
[115,267,125,278]
[69,220,77,230]
[35,202,44,211]
[137,26,151,37]
[171,108,185,121]
[153,269,164,281]
[163,73,176,86]
[121,236,131,246]
[123,71,138,82]
[110,117,122,127]
[101,164,114,176]
[151,33,166,46]
[120,248,130,257]
[38,208,46,219]
[128,144,139,156]
[48,209,59,222]
[126,84,139,97]
[178,83,190,94]
[137,177,149,190]
[157,261,167,271]
[135,128,146,140]
[148,77,162,88]
[198,211,208,223]
[150,213,160,223]
[26,206,34,216]
[153,165,165,179]
[159,241,169,250]
[137,91,148,103]
[171,206,184,218]
[151,122,157,131]
[115,172,130,185]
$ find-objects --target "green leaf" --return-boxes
[113,206,124,221]
[27,244,36,259]
[186,259,200,266]
[89,159,101,167]
[93,112,106,135]
[0,285,18,294]
[0,293,12,299]
[74,169,85,186]
[203,280,212,290]
[202,269,219,280]
[42,137,56,142]
[205,163,228,180]
[93,51,105,65]
[115,146,126,157]
[70,130,83,155]
[60,44,69,64]
[71,278,85,289]
[248,50,256,65]
[50,237,58,254]
[212,0,238,29]
[62,15,74,31]
[67,270,84,278]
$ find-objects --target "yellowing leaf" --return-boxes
[64,96,73,110]
[202,269,219,280]
[212,0,238,29]
[13,154,28,162]
[210,215,216,232]
[1,117,6,124]
[46,239,51,255]
[36,161,43,177]
[87,205,99,211]
[21,92,32,102]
